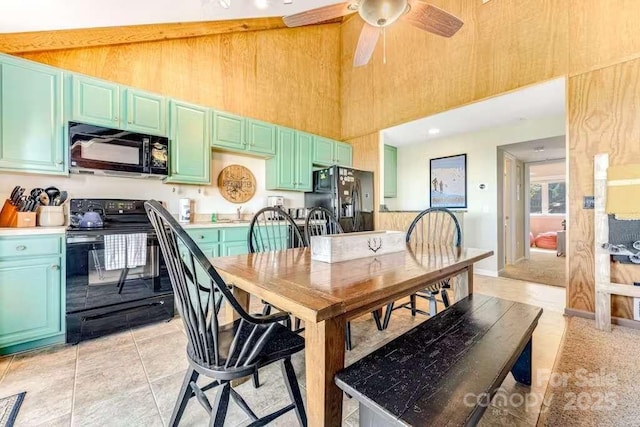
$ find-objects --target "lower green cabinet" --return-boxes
[266,127,313,192]
[384,144,398,198]
[0,234,65,355]
[186,226,249,259]
[220,241,249,256]
[166,100,211,185]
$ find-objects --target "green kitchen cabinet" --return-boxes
[384,144,398,198]
[166,100,211,185]
[312,137,353,167]
[220,240,249,256]
[70,75,167,136]
[212,111,276,157]
[0,234,65,355]
[220,227,250,256]
[266,128,313,192]
[245,118,276,156]
[124,88,167,135]
[0,55,65,174]
[313,137,334,167]
[70,74,120,128]
[212,110,244,151]
[334,141,353,166]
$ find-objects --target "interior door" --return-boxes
[504,156,513,265]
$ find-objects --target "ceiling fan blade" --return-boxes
[283,2,356,27]
[402,1,463,38]
[353,23,380,67]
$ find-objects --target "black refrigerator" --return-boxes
[304,166,374,233]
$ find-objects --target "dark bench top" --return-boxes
[335,294,543,426]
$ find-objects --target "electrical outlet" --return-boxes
[634,298,640,321]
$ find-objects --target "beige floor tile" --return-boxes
[76,330,134,358]
[11,376,74,426]
[130,318,180,342]
[342,407,359,427]
[0,356,12,383]
[479,406,535,426]
[76,340,140,377]
[32,412,71,427]
[73,353,149,410]
[71,384,162,427]
[135,330,189,382]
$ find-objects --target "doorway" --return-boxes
[498,137,567,287]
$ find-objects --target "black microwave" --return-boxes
[69,122,169,178]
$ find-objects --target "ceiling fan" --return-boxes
[283,0,464,67]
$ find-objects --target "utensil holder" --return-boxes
[0,200,37,227]
[38,205,65,227]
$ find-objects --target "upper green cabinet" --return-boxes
[0,56,65,174]
[266,128,313,192]
[335,141,353,166]
[124,88,167,135]
[384,144,398,198]
[312,137,353,167]
[69,75,167,136]
[212,110,276,157]
[70,75,120,127]
[166,100,210,184]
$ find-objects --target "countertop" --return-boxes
[0,226,67,236]
[182,219,309,229]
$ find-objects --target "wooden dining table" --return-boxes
[210,244,493,427]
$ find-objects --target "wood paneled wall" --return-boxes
[340,0,569,140]
[568,57,640,318]
[15,24,341,139]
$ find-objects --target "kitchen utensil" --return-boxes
[9,186,20,204]
[30,188,44,198]
[39,192,50,206]
[11,188,24,205]
[55,191,68,206]
[44,186,60,202]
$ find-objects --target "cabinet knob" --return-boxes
[56,160,63,165]
[114,117,119,121]
[51,264,60,271]
[128,120,132,124]
[200,235,205,239]
[15,245,26,251]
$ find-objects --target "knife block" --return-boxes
[0,199,36,227]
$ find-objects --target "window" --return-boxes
[530,181,565,214]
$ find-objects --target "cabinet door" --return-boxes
[0,257,62,348]
[334,141,353,167]
[245,119,276,156]
[384,144,398,198]
[212,110,245,151]
[313,136,334,166]
[71,75,119,127]
[220,241,249,256]
[274,128,297,190]
[0,58,65,174]
[166,101,210,184]
[124,89,167,136]
[296,132,314,191]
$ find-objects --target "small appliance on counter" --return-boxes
[65,198,174,344]
[178,198,191,223]
[266,195,286,220]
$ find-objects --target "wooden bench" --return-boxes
[335,294,542,426]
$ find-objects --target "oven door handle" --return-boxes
[81,301,165,321]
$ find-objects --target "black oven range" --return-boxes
[65,198,174,344]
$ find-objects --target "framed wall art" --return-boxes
[430,154,467,209]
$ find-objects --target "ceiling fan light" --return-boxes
[359,0,407,27]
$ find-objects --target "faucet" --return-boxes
[236,206,242,220]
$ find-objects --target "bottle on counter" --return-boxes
[211,212,217,223]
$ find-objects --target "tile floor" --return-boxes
[0,275,567,426]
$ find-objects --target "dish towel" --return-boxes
[606,164,640,220]
[104,233,147,270]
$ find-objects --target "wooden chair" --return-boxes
[305,206,385,349]
[145,200,307,427]
[382,207,462,329]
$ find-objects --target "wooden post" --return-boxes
[594,153,611,331]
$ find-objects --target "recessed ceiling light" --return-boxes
[255,0,269,9]
[534,146,545,152]
[428,128,440,135]
[218,0,230,8]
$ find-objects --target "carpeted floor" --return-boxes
[0,391,24,427]
[537,317,640,426]
[501,250,566,287]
